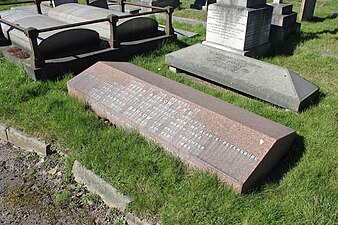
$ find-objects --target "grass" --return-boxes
[1,0,338,224]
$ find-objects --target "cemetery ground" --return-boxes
[0,140,128,224]
[0,0,337,224]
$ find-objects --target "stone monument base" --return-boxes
[268,3,301,42]
[165,43,319,112]
[202,41,271,57]
[1,34,176,80]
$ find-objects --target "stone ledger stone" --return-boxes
[67,61,296,193]
[165,44,319,112]
[203,3,272,56]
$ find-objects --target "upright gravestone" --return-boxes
[190,0,216,10]
[202,0,272,56]
[299,0,317,21]
[268,0,300,42]
[68,61,296,193]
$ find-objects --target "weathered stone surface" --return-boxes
[11,5,51,15]
[271,12,297,26]
[68,61,296,193]
[218,0,266,8]
[72,160,131,210]
[47,3,159,41]
[270,22,300,42]
[205,3,271,55]
[0,124,8,141]
[6,127,51,157]
[0,9,100,58]
[165,43,319,112]
[268,3,293,15]
[268,2,300,42]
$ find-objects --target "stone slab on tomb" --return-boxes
[67,61,297,193]
[165,43,319,112]
[10,5,51,15]
[0,9,100,58]
[47,3,160,41]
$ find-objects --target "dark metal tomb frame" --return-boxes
[0,0,176,80]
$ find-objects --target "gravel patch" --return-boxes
[0,140,130,224]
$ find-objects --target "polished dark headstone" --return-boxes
[68,61,296,193]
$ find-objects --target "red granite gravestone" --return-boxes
[67,62,296,193]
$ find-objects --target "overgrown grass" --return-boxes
[0,0,337,224]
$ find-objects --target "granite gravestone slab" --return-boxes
[165,44,319,112]
[203,1,272,56]
[67,61,296,193]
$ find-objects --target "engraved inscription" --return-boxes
[206,6,248,49]
[82,72,259,164]
[206,51,262,73]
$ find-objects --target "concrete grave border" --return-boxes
[0,122,152,224]
[0,123,51,157]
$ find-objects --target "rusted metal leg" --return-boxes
[24,27,45,68]
[118,0,125,12]
[0,16,8,45]
[165,6,174,36]
[34,0,42,14]
[107,14,120,48]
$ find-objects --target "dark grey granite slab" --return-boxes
[165,43,319,112]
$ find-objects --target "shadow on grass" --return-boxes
[252,134,306,193]
[266,27,337,57]
[298,90,325,113]
[308,14,338,22]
